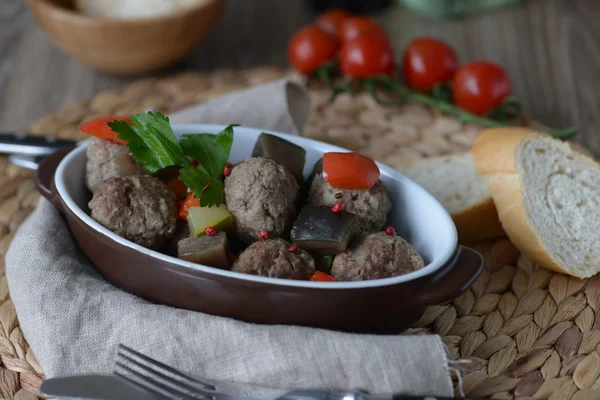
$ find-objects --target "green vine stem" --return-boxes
[312,65,578,140]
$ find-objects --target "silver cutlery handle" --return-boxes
[0,132,78,156]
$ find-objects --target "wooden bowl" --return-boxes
[25,0,226,75]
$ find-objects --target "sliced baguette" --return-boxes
[472,127,600,278]
[402,152,505,243]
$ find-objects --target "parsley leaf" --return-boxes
[179,166,225,207]
[108,112,190,174]
[180,124,236,178]
[107,113,235,207]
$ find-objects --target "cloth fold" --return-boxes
[6,78,454,397]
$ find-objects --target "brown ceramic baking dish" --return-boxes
[35,124,482,334]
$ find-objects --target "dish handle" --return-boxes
[35,146,74,212]
[414,246,483,306]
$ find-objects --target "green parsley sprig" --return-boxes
[108,112,236,207]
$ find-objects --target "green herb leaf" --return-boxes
[180,124,236,178]
[179,166,225,207]
[108,112,190,174]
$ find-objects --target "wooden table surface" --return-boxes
[1,0,599,151]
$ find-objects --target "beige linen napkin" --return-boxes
[6,78,455,397]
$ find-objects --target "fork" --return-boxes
[115,344,219,400]
[115,344,478,400]
[115,345,331,400]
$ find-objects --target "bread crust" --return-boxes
[452,197,505,244]
[472,127,596,278]
[403,153,505,243]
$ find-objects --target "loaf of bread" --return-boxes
[472,127,600,278]
[74,0,205,19]
[402,152,505,243]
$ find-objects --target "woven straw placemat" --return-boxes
[0,66,598,400]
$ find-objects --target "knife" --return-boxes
[40,374,163,399]
[41,374,480,400]
[0,132,77,156]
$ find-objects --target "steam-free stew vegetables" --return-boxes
[82,112,425,282]
[291,204,361,256]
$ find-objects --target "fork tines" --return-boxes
[115,344,216,400]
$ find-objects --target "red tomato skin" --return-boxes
[339,16,387,42]
[340,36,395,78]
[453,61,511,116]
[79,115,132,144]
[322,152,380,190]
[288,25,339,74]
[315,9,351,36]
[310,271,336,282]
[402,37,458,90]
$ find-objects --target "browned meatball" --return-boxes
[308,174,392,232]
[86,137,144,193]
[232,238,315,280]
[224,157,299,243]
[331,232,424,281]
[89,175,177,249]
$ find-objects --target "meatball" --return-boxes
[232,238,315,280]
[86,137,144,193]
[89,175,177,249]
[308,174,392,232]
[224,157,299,243]
[331,232,424,281]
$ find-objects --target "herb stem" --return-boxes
[368,76,577,139]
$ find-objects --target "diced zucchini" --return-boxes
[314,255,334,274]
[187,204,235,238]
[178,232,229,269]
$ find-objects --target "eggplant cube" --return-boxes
[291,204,361,256]
[252,133,306,182]
[178,232,229,269]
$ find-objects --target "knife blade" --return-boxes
[40,374,163,400]
[0,132,78,156]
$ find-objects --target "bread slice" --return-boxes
[402,152,505,243]
[472,127,600,278]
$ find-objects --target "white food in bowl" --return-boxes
[74,0,210,19]
[55,125,458,288]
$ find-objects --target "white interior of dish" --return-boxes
[55,124,458,288]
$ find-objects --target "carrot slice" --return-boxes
[79,115,132,145]
[322,152,380,190]
[167,175,189,199]
[177,191,200,221]
[310,271,336,282]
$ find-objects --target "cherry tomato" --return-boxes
[322,152,380,190]
[453,61,511,116]
[339,16,387,42]
[288,25,339,74]
[315,8,350,36]
[310,271,336,282]
[79,115,132,144]
[402,37,458,91]
[340,36,395,78]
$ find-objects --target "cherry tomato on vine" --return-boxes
[339,16,387,42]
[340,36,395,78]
[288,25,339,74]
[315,8,351,36]
[452,61,511,116]
[402,37,458,91]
